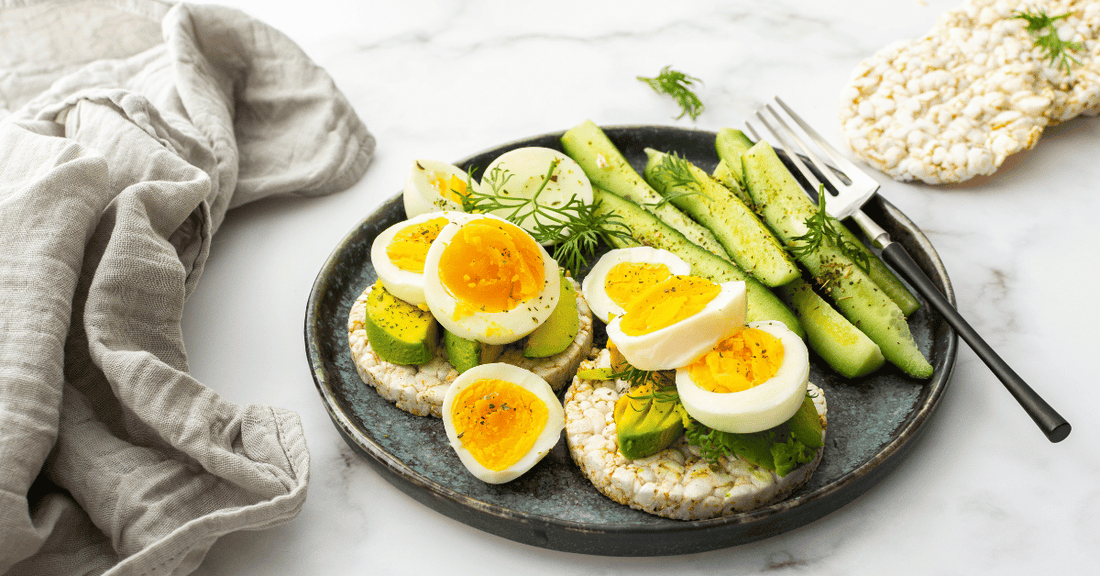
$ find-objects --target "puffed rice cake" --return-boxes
[563,348,827,521]
[840,0,1100,184]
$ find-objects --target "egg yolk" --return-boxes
[604,262,673,310]
[686,327,785,393]
[437,218,545,315]
[432,173,468,204]
[619,275,721,336]
[450,378,548,471]
[386,217,449,273]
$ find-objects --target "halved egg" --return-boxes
[605,276,747,371]
[481,147,593,244]
[403,159,476,218]
[442,362,565,484]
[675,320,810,434]
[423,214,560,345]
[581,247,691,324]
[371,211,471,306]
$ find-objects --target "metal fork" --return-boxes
[746,96,1070,443]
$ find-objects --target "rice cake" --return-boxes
[564,349,827,521]
[840,0,1100,184]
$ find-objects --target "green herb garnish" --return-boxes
[683,394,822,476]
[1014,8,1083,75]
[637,66,705,120]
[648,151,703,209]
[460,160,634,276]
[788,188,870,274]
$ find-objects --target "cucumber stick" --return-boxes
[711,160,753,206]
[715,127,921,316]
[715,128,754,187]
[776,278,884,378]
[741,141,932,379]
[591,187,804,339]
[560,120,729,258]
[642,148,799,288]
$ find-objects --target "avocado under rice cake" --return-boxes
[348,278,594,417]
[564,348,827,521]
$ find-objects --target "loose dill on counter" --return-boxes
[637,66,705,120]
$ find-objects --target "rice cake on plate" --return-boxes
[564,349,827,521]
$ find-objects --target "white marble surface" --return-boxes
[180,0,1097,573]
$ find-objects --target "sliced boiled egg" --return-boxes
[675,320,810,434]
[605,276,747,371]
[442,362,565,484]
[403,159,475,218]
[423,214,560,345]
[481,147,593,244]
[581,247,691,324]
[370,211,471,306]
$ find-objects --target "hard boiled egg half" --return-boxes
[676,320,810,434]
[370,211,471,307]
[605,276,747,371]
[442,362,565,484]
[423,214,560,345]
[581,247,691,324]
[403,159,476,218]
[481,147,593,245]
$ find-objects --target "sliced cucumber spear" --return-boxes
[741,141,932,379]
[642,148,800,288]
[714,128,755,189]
[560,120,730,259]
[776,278,884,379]
[715,127,921,316]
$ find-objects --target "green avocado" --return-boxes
[522,274,580,358]
[614,382,685,460]
[363,281,438,365]
[444,329,504,374]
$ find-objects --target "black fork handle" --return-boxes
[880,241,1071,443]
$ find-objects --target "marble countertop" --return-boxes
[182,0,1096,573]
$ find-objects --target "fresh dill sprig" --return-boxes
[637,66,705,121]
[1014,8,1083,75]
[608,365,658,390]
[788,188,871,274]
[655,151,701,190]
[460,160,634,276]
[610,366,678,400]
[648,151,703,209]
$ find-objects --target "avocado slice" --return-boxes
[613,382,685,460]
[363,281,438,365]
[444,329,504,373]
[522,274,579,358]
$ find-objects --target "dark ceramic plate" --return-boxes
[305,126,958,556]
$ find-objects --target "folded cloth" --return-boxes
[0,1,374,574]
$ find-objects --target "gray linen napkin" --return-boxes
[0,1,374,574]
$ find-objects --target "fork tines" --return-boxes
[744,96,878,215]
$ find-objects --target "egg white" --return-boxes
[370,211,472,307]
[423,214,560,345]
[605,280,747,371]
[441,362,565,484]
[482,147,593,245]
[402,158,475,218]
[675,320,810,434]
[581,247,691,324]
